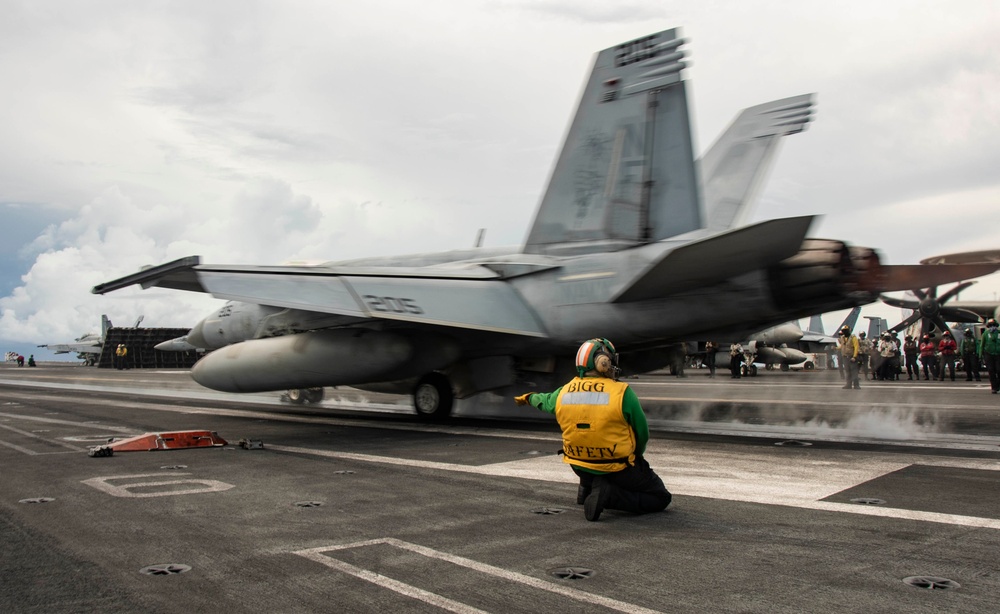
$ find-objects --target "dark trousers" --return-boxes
[573,458,671,515]
[921,356,937,380]
[704,353,716,377]
[985,353,1000,392]
[963,352,981,381]
[843,357,860,388]
[729,355,741,378]
[939,355,956,381]
[905,355,920,379]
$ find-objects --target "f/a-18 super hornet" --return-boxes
[94,28,999,418]
[38,315,113,366]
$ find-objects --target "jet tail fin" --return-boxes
[701,94,814,231]
[837,306,861,333]
[865,316,889,339]
[100,315,112,342]
[523,29,700,255]
[807,313,825,335]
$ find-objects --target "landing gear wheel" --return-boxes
[413,373,454,420]
[780,363,790,372]
[286,389,306,404]
[304,388,324,403]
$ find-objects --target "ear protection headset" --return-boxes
[576,338,620,379]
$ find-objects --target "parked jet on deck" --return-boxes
[38,315,113,366]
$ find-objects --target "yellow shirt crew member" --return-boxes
[515,338,671,522]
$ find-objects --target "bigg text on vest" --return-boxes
[567,380,605,392]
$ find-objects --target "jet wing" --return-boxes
[612,216,815,302]
[38,342,101,354]
[94,258,549,337]
[92,256,206,293]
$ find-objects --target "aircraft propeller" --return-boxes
[881,281,982,336]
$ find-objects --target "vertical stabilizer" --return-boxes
[701,94,814,231]
[838,306,861,332]
[807,314,825,335]
[101,315,112,342]
[523,29,700,255]
[864,315,889,339]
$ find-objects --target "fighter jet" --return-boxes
[745,323,810,373]
[732,308,863,373]
[147,91,814,389]
[698,323,809,376]
[93,28,999,418]
[38,315,112,366]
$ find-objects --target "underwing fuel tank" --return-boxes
[191,329,460,393]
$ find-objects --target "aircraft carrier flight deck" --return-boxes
[2,362,999,613]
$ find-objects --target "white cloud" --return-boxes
[2,0,1000,351]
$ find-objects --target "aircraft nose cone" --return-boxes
[185,321,208,349]
[775,323,804,342]
[154,336,197,352]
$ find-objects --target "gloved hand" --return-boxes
[514,393,536,406]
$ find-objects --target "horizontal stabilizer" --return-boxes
[612,216,815,303]
[868,263,1000,293]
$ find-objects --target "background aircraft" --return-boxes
[94,28,998,418]
[701,311,860,375]
[700,323,809,376]
[37,315,113,366]
[882,249,1000,336]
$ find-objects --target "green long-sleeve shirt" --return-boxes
[525,380,650,457]
[981,329,1000,357]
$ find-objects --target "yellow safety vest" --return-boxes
[839,335,858,358]
[555,377,636,472]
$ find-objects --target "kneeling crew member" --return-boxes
[514,338,672,521]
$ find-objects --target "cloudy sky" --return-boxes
[2,0,999,360]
